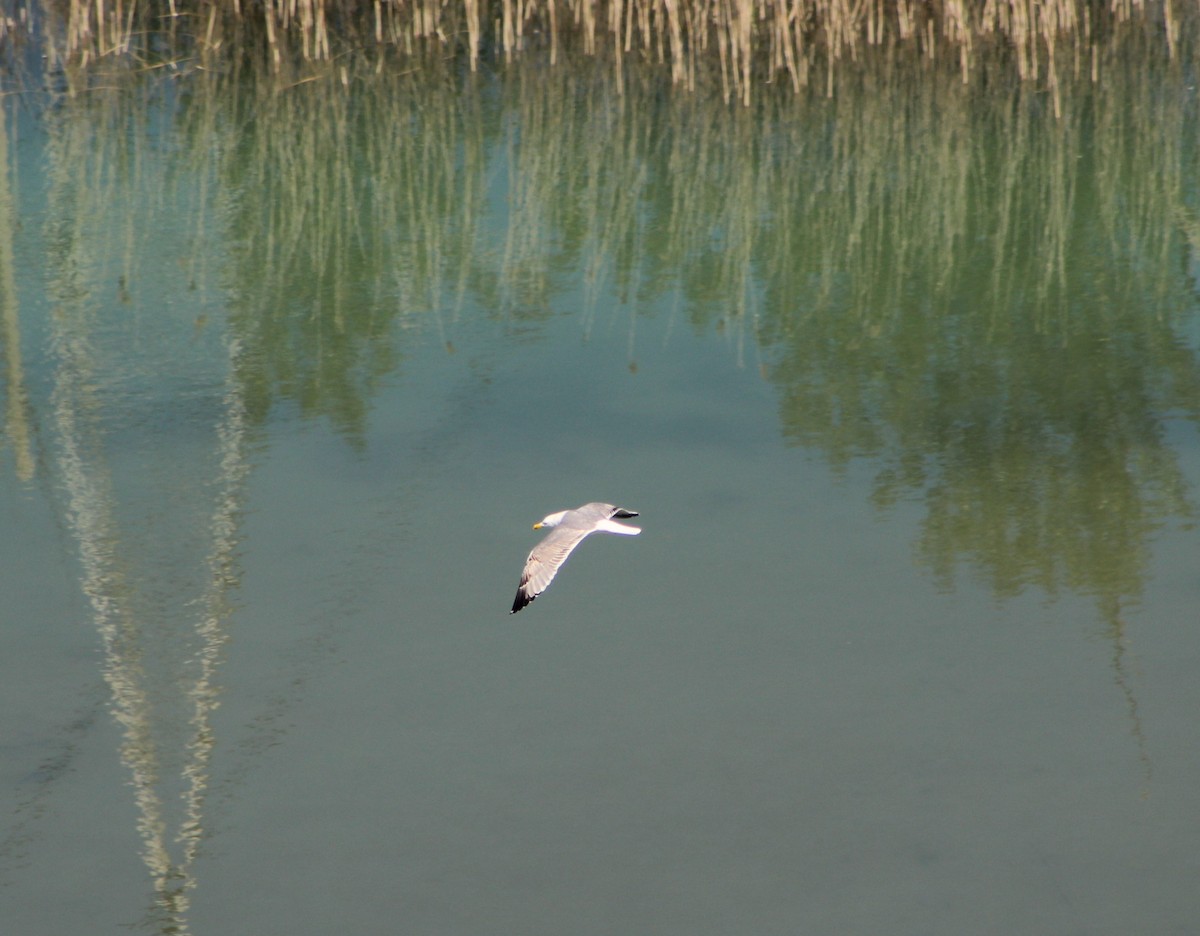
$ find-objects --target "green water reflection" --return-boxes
[2,40,1199,934]
[12,48,1194,606]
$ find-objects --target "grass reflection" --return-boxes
[0,35,1193,911]
[0,102,33,482]
[756,49,1200,617]
[18,76,252,935]
[5,37,1194,928]
[6,34,1198,614]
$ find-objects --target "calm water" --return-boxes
[2,54,1199,935]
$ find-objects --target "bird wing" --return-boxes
[511,524,595,613]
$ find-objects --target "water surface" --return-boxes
[1,54,1199,935]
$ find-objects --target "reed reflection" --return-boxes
[175,45,1200,623]
[25,38,1199,623]
[36,87,251,934]
[756,52,1200,619]
[195,50,1195,795]
[2,30,1196,900]
[0,102,33,483]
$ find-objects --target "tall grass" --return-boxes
[6,0,1194,103]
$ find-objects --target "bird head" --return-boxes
[533,510,567,530]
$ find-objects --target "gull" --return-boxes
[511,503,641,613]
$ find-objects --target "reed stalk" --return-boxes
[13,0,1195,103]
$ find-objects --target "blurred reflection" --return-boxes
[0,103,33,483]
[2,29,1196,910]
[38,88,251,933]
[757,55,1200,620]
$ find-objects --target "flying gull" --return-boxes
[511,502,641,613]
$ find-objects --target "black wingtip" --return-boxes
[511,592,534,614]
[612,508,639,518]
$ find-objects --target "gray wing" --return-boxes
[561,502,639,529]
[566,502,619,526]
[511,524,596,613]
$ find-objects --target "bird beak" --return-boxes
[532,522,543,530]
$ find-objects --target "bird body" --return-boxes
[511,502,640,613]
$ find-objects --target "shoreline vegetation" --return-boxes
[0,0,1195,104]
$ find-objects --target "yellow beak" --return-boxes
[532,522,544,530]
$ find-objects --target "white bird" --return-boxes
[511,502,641,613]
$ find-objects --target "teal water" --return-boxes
[1,57,1199,935]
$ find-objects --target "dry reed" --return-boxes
[11,0,1195,103]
